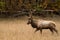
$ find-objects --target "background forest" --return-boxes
[0,0,60,18]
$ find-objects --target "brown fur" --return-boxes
[27,17,58,34]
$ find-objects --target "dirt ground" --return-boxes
[0,16,60,40]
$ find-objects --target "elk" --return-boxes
[27,10,58,34]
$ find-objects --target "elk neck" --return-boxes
[30,19,37,28]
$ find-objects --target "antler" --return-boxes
[29,9,33,18]
[29,9,36,18]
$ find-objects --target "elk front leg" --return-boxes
[34,28,39,33]
[35,29,39,32]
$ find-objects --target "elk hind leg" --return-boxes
[49,28,54,34]
[53,28,58,34]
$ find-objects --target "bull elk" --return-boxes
[27,10,58,34]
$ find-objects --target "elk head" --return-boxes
[27,17,32,24]
[27,9,33,25]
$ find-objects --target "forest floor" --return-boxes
[0,16,60,40]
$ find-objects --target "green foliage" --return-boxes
[0,2,5,11]
[56,0,60,9]
[32,4,44,12]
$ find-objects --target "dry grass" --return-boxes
[0,16,60,40]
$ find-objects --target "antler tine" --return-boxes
[29,9,33,18]
[29,9,36,18]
